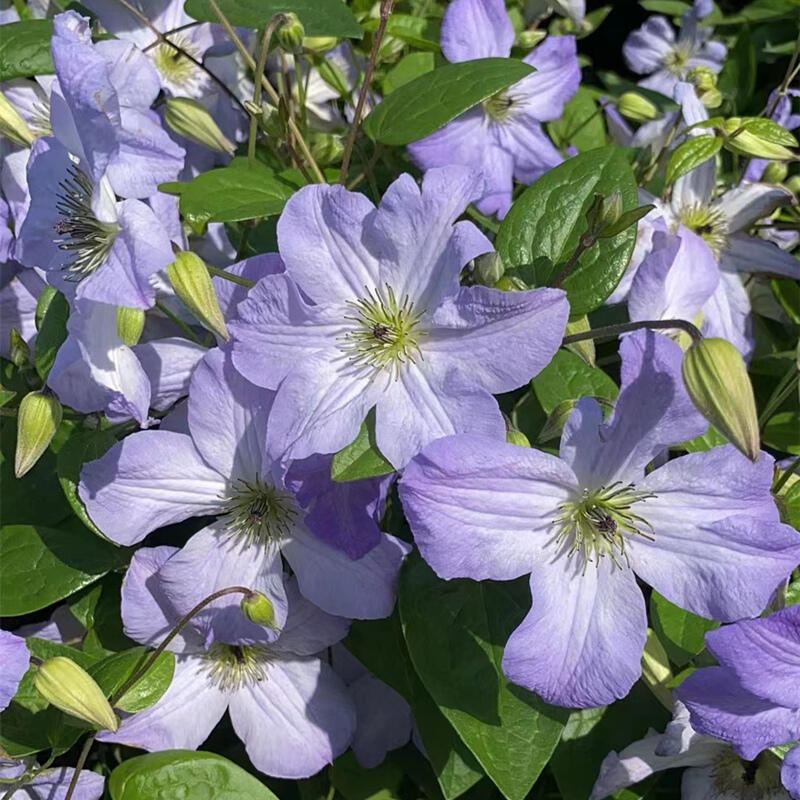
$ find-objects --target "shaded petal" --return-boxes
[502,556,647,708]
[399,434,575,581]
[701,271,753,358]
[407,110,488,174]
[720,233,800,280]
[623,16,675,75]
[23,767,105,800]
[229,657,356,779]
[214,252,284,320]
[133,336,207,412]
[95,39,160,110]
[717,183,795,233]
[0,631,29,712]
[782,745,800,799]
[517,35,580,122]
[493,119,563,185]
[79,430,226,545]
[440,0,513,62]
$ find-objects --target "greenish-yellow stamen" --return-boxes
[483,90,515,121]
[678,204,728,258]
[204,644,271,691]
[221,476,297,545]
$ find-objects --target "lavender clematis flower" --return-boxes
[407,0,579,219]
[0,760,104,800]
[676,607,800,798]
[229,166,569,469]
[80,348,409,623]
[623,1,726,96]
[590,701,791,800]
[99,547,356,780]
[0,265,43,359]
[0,630,29,712]
[399,329,800,708]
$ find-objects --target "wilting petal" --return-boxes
[720,233,800,280]
[229,657,356,779]
[502,555,647,708]
[134,337,207,412]
[440,0,513,62]
[0,631,29,711]
[399,434,575,581]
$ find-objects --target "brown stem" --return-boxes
[552,233,595,288]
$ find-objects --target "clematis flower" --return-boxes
[399,330,800,708]
[406,0,579,219]
[229,166,569,469]
[0,630,29,712]
[98,547,356,780]
[676,606,800,799]
[623,0,725,96]
[80,348,409,625]
[590,701,792,800]
[0,759,104,800]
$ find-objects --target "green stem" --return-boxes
[759,369,800,431]
[155,301,203,344]
[205,265,255,288]
[249,17,286,165]
[774,455,800,494]
[552,233,596,287]
[562,318,703,346]
[63,734,96,800]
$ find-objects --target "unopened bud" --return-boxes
[474,252,505,286]
[786,175,800,196]
[506,428,530,448]
[618,92,659,123]
[494,275,528,292]
[515,29,547,49]
[0,91,34,147]
[723,117,797,161]
[164,97,235,156]
[726,130,795,160]
[116,306,145,347]
[309,132,345,165]
[8,329,30,369]
[597,190,623,229]
[317,58,350,98]
[538,399,578,443]
[277,13,305,54]
[167,251,229,341]
[698,88,722,109]
[15,391,62,478]
[682,338,760,461]
[241,592,279,629]
[762,161,789,184]
[302,36,338,53]
[34,657,119,732]
[687,66,717,93]
[248,102,283,139]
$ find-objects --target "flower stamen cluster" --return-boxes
[677,203,728,258]
[221,476,297,545]
[151,36,203,91]
[203,643,271,691]
[482,90,516,122]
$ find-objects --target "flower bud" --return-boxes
[723,117,797,161]
[726,130,795,160]
[786,175,800,196]
[15,391,62,478]
[617,92,659,123]
[515,30,547,49]
[682,338,760,461]
[241,592,279,629]
[687,66,717,93]
[762,161,789,184]
[537,399,578,443]
[8,329,30,369]
[473,252,505,286]
[698,88,722,109]
[34,657,119,732]
[494,275,528,292]
[164,97,235,156]
[116,306,145,347]
[302,36,338,53]
[167,251,229,341]
[277,13,305,54]
[309,132,345,165]
[0,91,34,148]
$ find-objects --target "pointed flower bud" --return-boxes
[682,338,760,461]
[762,161,788,184]
[164,97,235,156]
[277,13,305,54]
[15,391,62,478]
[618,92,659,122]
[241,591,279,629]
[167,251,229,341]
[8,329,30,369]
[303,36,338,53]
[116,306,145,347]
[516,29,547,49]
[34,657,119,732]
[0,91,34,147]
[687,66,717,92]
[473,252,505,286]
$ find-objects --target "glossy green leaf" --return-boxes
[665,135,723,185]
[34,290,70,381]
[718,27,756,110]
[399,558,567,800]
[548,87,606,153]
[363,58,534,145]
[89,648,175,712]
[0,523,129,616]
[496,146,638,315]
[383,52,436,95]
[330,751,405,800]
[182,0,361,38]
[741,116,799,146]
[109,750,280,800]
[532,349,619,415]
[364,14,440,51]
[0,702,82,758]
[331,411,394,482]
[0,20,54,81]
[650,591,720,667]
[763,410,800,454]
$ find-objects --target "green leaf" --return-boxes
[363,58,534,146]
[548,87,606,153]
[364,14,440,51]
[650,591,720,667]
[665,135,723,185]
[0,702,81,758]
[718,27,756,110]
[0,522,129,616]
[763,410,800,454]
[741,116,799,146]
[331,751,405,800]
[71,574,136,657]
[383,52,436,95]
[0,20,54,81]
[182,0,361,38]
[778,477,800,530]
[532,349,619,416]
[109,750,280,800]
[399,558,567,800]
[34,290,70,382]
[331,411,394,482]
[681,425,728,452]
[639,0,690,13]
[165,158,296,232]
[496,146,638,316]
[89,647,175,713]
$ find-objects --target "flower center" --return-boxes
[678,204,728,259]
[340,285,425,377]
[203,643,271,691]
[483,90,516,121]
[553,482,655,570]
[54,165,120,277]
[664,45,691,76]
[150,36,205,93]
[220,476,297,545]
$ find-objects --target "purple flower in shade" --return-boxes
[0,630,29,712]
[0,760,104,800]
[406,0,579,219]
[590,701,792,800]
[623,0,726,96]
[229,166,569,469]
[743,90,800,184]
[79,348,409,626]
[676,607,800,799]
[0,265,44,359]
[98,547,356,780]
[399,329,800,709]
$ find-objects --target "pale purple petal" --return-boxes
[517,35,580,122]
[214,252,284,319]
[492,119,563,185]
[701,272,754,358]
[623,16,675,75]
[95,39,161,111]
[0,274,39,359]
[407,110,487,174]
[228,658,356,779]
[717,183,795,234]
[0,631,29,712]
[23,768,105,800]
[720,233,800,280]
[502,556,647,708]
[472,144,516,219]
[399,434,575,581]
[782,745,800,799]
[440,0,514,62]
[134,337,207,412]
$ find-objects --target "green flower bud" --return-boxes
[617,92,659,123]
[762,161,789,184]
[682,338,760,461]
[277,13,305,54]
[167,251,229,341]
[116,306,145,347]
[515,29,547,49]
[8,329,30,369]
[241,591,279,629]
[698,88,722,109]
[302,36,339,53]
[597,190,623,230]
[473,252,505,286]
[164,97,235,156]
[494,275,528,292]
[309,132,345,165]
[506,428,530,447]
[15,391,62,478]
[687,66,717,92]
[538,399,578,443]
[0,91,34,148]
[34,657,119,732]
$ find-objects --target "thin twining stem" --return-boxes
[562,318,703,346]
